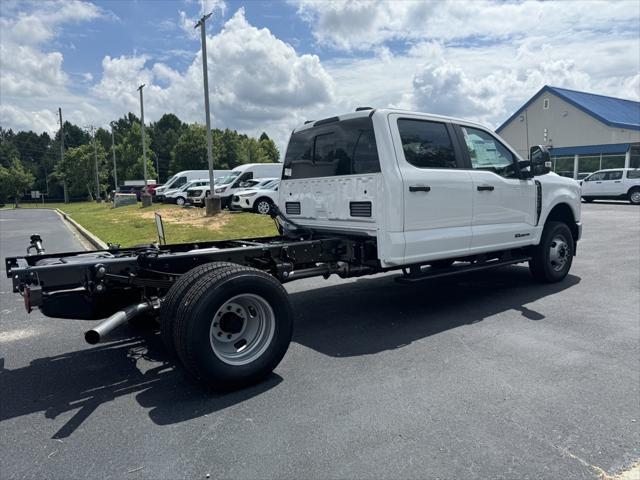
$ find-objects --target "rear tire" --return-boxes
[173,265,293,391]
[253,198,273,215]
[628,188,640,205]
[160,262,237,356]
[529,221,573,283]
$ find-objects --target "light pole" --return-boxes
[137,84,152,207]
[152,152,160,184]
[89,125,101,202]
[195,13,221,216]
[110,122,118,193]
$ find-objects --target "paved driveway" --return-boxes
[0,205,638,479]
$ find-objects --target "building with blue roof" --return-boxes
[496,85,640,179]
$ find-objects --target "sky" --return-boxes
[1,0,639,155]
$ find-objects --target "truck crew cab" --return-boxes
[6,108,582,391]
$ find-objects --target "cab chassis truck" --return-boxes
[5,109,582,390]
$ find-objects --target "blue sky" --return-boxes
[1,0,639,153]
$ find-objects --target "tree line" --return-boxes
[0,112,280,205]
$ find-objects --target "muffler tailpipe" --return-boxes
[85,300,156,345]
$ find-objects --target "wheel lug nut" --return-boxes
[227,334,232,339]
[213,322,218,327]
[217,332,222,337]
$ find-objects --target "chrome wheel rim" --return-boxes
[549,234,570,272]
[631,191,640,203]
[257,201,270,214]
[176,197,185,206]
[209,294,275,365]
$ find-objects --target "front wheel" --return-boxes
[173,265,293,390]
[176,196,186,206]
[629,188,640,205]
[529,221,573,283]
[254,198,273,215]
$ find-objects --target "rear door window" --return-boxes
[605,171,623,180]
[627,169,640,179]
[397,119,457,169]
[283,117,380,179]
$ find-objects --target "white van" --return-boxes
[155,170,230,201]
[212,163,283,207]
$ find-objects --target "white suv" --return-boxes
[580,168,640,205]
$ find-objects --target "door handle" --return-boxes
[409,185,431,192]
[614,181,621,183]
[477,185,495,191]
[595,181,602,184]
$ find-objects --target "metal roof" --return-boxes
[497,85,640,132]
[549,143,631,157]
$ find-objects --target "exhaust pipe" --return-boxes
[85,300,156,345]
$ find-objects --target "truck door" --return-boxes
[455,125,536,250]
[388,114,473,264]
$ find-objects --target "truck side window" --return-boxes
[605,171,622,180]
[585,172,606,181]
[460,126,517,179]
[627,169,640,179]
[397,119,457,169]
[283,117,380,179]
[174,176,187,188]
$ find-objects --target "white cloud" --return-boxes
[294,0,638,51]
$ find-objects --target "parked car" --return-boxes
[164,179,210,206]
[213,163,283,208]
[580,168,640,204]
[231,179,280,214]
[187,178,273,207]
[155,170,231,201]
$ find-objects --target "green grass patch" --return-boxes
[17,201,277,247]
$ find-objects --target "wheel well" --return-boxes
[255,197,273,205]
[628,186,640,194]
[546,203,577,242]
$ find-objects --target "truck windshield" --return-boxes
[283,116,380,179]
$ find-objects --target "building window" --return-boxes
[543,98,549,109]
[601,155,625,170]
[578,155,600,174]
[552,156,574,178]
[630,145,640,169]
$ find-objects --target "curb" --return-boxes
[55,208,108,250]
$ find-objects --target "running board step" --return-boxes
[395,257,531,284]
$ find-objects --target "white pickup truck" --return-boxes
[6,108,582,391]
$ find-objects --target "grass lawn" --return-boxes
[15,201,278,247]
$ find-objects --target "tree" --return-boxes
[259,137,280,162]
[151,113,185,182]
[0,158,35,207]
[169,124,208,174]
[114,122,156,183]
[53,143,109,200]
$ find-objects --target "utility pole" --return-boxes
[137,84,152,207]
[110,122,118,192]
[195,12,221,215]
[89,126,101,202]
[58,108,68,203]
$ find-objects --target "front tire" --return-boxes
[254,198,273,215]
[173,265,293,390]
[628,188,640,205]
[176,196,186,206]
[529,221,573,283]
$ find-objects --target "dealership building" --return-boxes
[497,85,640,179]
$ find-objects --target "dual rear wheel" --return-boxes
[160,263,293,390]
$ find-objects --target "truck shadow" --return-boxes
[0,327,282,438]
[0,266,578,436]
[290,266,580,357]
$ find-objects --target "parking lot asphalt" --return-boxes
[1,204,638,480]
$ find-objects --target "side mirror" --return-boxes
[529,145,552,176]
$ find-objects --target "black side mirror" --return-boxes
[529,145,552,176]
